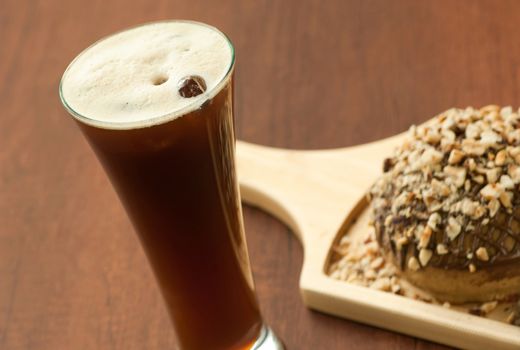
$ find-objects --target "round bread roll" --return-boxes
[370,105,520,303]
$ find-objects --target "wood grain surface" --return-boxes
[2,0,520,349]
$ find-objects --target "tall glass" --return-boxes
[59,20,283,350]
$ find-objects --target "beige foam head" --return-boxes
[60,21,234,129]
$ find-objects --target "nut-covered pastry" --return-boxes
[370,106,520,303]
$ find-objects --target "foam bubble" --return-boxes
[60,21,233,128]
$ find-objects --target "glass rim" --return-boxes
[58,19,236,130]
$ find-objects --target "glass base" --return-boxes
[251,325,284,350]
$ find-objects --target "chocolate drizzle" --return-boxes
[374,198,520,270]
[370,106,520,272]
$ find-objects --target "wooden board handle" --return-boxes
[236,141,306,241]
[236,136,404,249]
[236,136,407,287]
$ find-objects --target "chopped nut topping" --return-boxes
[444,166,467,188]
[417,148,443,169]
[390,282,401,294]
[508,164,520,183]
[480,130,502,146]
[419,249,433,266]
[485,168,501,184]
[508,146,520,158]
[436,243,448,255]
[339,235,352,246]
[408,256,420,271]
[500,191,513,208]
[480,184,502,200]
[460,198,481,218]
[370,277,392,291]
[501,105,513,117]
[469,263,476,273]
[480,301,498,314]
[427,213,441,231]
[500,175,515,189]
[462,139,486,155]
[488,199,500,217]
[446,217,462,240]
[495,150,508,166]
[476,247,490,261]
[466,158,477,171]
[508,129,520,144]
[473,175,485,184]
[418,227,432,248]
[424,130,441,145]
[370,256,384,269]
[448,149,465,164]
[465,123,481,139]
[395,236,408,250]
[473,205,486,219]
[328,229,405,297]
[365,269,377,280]
[431,179,451,197]
[384,215,393,226]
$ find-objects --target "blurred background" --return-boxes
[2,0,520,349]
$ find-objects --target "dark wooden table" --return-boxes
[2,0,520,348]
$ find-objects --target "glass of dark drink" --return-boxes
[59,20,283,350]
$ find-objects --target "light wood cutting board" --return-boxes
[236,135,520,350]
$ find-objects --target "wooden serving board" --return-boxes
[235,135,520,350]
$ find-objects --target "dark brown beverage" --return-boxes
[77,79,263,349]
[59,20,283,350]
